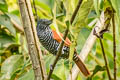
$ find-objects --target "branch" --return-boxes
[25,0,47,79]
[47,0,83,79]
[99,38,112,80]
[112,13,116,80]
[18,0,44,80]
[67,11,105,80]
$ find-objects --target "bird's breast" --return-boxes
[37,29,69,58]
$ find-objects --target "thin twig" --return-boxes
[33,0,39,21]
[47,0,83,79]
[70,0,82,24]
[11,19,24,34]
[18,0,42,80]
[89,53,103,66]
[25,0,47,79]
[99,38,112,80]
[112,13,116,80]
[47,29,69,80]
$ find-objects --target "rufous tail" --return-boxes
[73,53,90,76]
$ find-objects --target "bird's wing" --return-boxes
[52,30,71,46]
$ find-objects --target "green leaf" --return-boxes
[103,33,113,41]
[0,33,15,46]
[71,0,93,40]
[37,0,54,10]
[93,0,100,16]
[73,0,93,27]
[92,65,105,77]
[0,14,16,35]
[18,68,34,80]
[35,0,51,14]
[53,60,68,80]
[87,65,106,80]
[0,0,8,12]
[44,54,56,72]
[0,0,5,4]
[44,54,69,80]
[0,30,19,54]
[111,0,120,28]
[0,56,1,64]
[0,55,24,80]
[51,74,61,80]
[7,13,22,26]
[76,28,91,53]
[10,10,20,16]
[65,20,70,29]
[63,0,76,20]
[69,41,75,70]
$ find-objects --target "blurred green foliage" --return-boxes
[0,0,120,80]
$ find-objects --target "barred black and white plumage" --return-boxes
[36,19,69,58]
[36,19,90,76]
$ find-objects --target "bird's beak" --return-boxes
[47,19,53,25]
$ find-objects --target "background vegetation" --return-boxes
[0,0,120,80]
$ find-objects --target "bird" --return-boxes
[36,19,90,76]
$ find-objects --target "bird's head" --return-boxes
[37,19,52,30]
